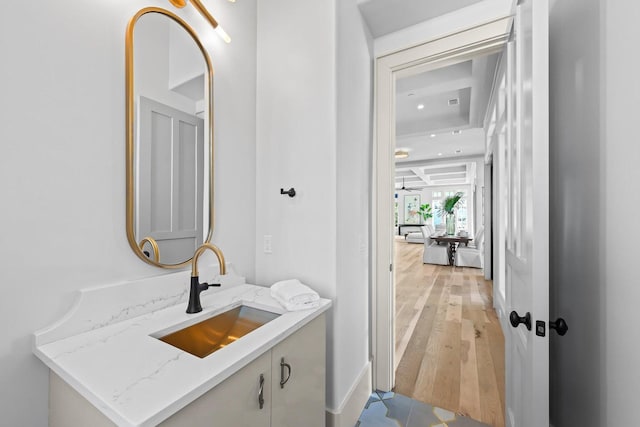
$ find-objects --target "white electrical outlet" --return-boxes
[263,235,272,254]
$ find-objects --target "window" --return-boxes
[456,197,468,232]
[431,189,470,233]
[433,200,443,229]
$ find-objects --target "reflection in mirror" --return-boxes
[138,236,160,262]
[126,8,214,268]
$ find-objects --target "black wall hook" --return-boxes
[280,188,296,198]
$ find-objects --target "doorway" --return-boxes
[372,17,511,391]
[372,16,514,426]
[372,2,551,424]
[390,47,506,426]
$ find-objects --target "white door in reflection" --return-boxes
[137,96,204,265]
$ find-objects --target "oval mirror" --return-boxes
[126,8,214,268]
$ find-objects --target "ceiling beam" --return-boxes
[430,173,468,181]
[410,167,432,186]
[421,165,467,174]
[396,77,474,98]
[395,154,484,168]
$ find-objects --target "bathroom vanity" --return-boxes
[34,7,331,425]
[33,276,330,427]
[160,314,325,427]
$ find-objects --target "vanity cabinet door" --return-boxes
[160,351,272,427]
[270,314,326,427]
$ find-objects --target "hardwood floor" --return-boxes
[393,238,505,427]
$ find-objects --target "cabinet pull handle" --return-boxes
[280,357,292,389]
[258,374,265,409]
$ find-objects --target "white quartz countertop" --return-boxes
[34,283,331,426]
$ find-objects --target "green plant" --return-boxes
[418,203,432,222]
[439,192,463,216]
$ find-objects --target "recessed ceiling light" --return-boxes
[438,153,443,156]
[455,149,462,154]
[395,149,409,159]
[452,130,461,135]
[430,134,436,138]
[417,104,425,110]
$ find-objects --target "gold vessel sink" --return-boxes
[158,305,280,358]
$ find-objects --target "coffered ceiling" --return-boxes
[395,161,478,192]
[394,52,499,190]
[395,54,499,163]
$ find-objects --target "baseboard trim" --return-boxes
[326,361,372,427]
[494,289,507,330]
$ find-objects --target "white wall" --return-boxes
[549,0,640,425]
[256,0,372,421]
[335,0,374,418]
[0,0,256,425]
[602,0,640,424]
[256,0,339,408]
[255,0,337,294]
[168,22,206,91]
[548,0,602,424]
[135,15,200,115]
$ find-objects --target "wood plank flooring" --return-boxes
[393,238,505,427]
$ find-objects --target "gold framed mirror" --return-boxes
[126,7,215,268]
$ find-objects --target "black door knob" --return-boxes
[510,310,532,331]
[550,318,568,336]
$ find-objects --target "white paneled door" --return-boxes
[137,96,204,265]
[503,0,549,425]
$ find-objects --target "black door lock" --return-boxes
[536,320,546,337]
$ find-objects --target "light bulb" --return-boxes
[215,25,231,43]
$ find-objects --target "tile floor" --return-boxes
[356,391,491,427]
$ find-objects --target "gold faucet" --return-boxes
[138,236,160,262]
[187,243,226,313]
[191,243,226,277]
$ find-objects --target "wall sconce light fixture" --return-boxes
[169,0,231,43]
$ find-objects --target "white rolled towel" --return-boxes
[271,279,320,311]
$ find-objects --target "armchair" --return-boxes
[455,227,484,268]
[422,227,449,265]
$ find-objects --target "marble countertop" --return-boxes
[34,283,331,426]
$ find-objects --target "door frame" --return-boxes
[371,17,513,392]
